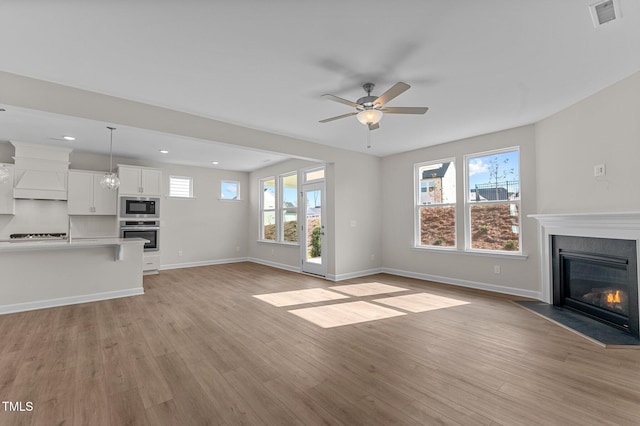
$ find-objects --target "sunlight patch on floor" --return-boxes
[253,288,349,307]
[329,282,409,297]
[374,293,470,313]
[288,301,406,328]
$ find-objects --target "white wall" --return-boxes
[70,152,250,268]
[0,72,384,279]
[331,151,383,279]
[248,159,320,270]
[535,71,640,214]
[381,125,540,297]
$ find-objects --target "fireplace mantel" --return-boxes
[529,212,640,304]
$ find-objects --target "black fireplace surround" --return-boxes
[552,235,639,338]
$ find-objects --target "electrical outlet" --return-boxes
[236,246,240,252]
[594,164,606,177]
[494,265,501,274]
[370,254,375,261]
[178,250,183,257]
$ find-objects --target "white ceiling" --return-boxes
[1,1,639,167]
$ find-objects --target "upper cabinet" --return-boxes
[0,164,15,215]
[67,170,117,215]
[118,165,162,196]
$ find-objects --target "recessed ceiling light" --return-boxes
[212,161,219,165]
[63,136,76,141]
[159,149,169,154]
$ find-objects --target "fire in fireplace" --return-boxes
[552,235,639,337]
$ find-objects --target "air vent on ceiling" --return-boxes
[589,0,621,27]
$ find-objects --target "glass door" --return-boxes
[301,182,326,276]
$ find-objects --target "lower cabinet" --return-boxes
[143,253,160,273]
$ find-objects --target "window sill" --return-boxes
[412,246,528,260]
[219,198,242,202]
[257,240,300,247]
[166,196,195,199]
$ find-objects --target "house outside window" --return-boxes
[415,159,456,248]
[465,147,521,253]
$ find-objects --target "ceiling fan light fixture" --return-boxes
[357,109,383,126]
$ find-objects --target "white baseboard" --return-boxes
[162,257,542,300]
[0,287,144,316]
[382,267,543,300]
[160,257,249,271]
[248,257,301,273]
[327,267,384,282]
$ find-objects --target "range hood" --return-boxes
[11,142,72,200]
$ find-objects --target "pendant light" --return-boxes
[0,164,9,184]
[100,126,120,190]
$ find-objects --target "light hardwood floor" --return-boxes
[2,262,640,425]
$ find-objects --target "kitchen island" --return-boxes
[0,237,147,314]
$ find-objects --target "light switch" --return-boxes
[594,164,606,177]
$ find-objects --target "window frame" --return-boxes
[168,175,193,198]
[220,179,241,201]
[259,171,299,245]
[279,171,298,244]
[464,146,522,255]
[259,176,277,241]
[414,158,457,250]
[303,166,325,183]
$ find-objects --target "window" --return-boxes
[280,172,298,243]
[260,177,276,241]
[221,180,240,200]
[466,147,520,252]
[169,176,193,198]
[415,159,456,248]
[260,172,299,243]
[304,167,325,183]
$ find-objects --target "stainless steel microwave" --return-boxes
[120,197,159,218]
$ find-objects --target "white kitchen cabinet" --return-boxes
[117,165,162,196]
[143,253,160,273]
[0,164,15,215]
[68,170,117,215]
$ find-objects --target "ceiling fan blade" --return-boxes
[373,82,410,107]
[322,94,360,108]
[380,106,429,114]
[319,112,357,123]
[368,122,380,131]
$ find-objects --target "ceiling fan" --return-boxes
[319,82,428,130]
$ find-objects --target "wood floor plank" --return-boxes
[2,262,640,425]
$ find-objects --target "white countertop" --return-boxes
[0,237,148,253]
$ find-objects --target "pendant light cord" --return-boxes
[107,126,116,173]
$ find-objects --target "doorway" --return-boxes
[301,181,326,276]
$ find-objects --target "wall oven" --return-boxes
[120,220,159,252]
[120,197,160,218]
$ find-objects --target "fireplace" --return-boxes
[552,235,639,337]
